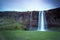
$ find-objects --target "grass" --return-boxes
[0,18,24,30]
[0,30,60,40]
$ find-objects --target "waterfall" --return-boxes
[38,11,47,31]
[29,12,32,30]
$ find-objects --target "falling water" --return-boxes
[29,12,32,30]
[38,11,47,31]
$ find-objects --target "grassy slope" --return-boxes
[0,30,60,40]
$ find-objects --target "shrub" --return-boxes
[0,18,24,30]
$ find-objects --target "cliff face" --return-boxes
[0,7,60,30]
[0,11,39,30]
[45,8,60,29]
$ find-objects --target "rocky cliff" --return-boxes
[45,7,60,30]
[0,7,60,30]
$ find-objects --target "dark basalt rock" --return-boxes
[45,7,60,30]
[0,7,60,30]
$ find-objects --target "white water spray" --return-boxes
[38,11,47,31]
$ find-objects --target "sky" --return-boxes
[0,0,60,11]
